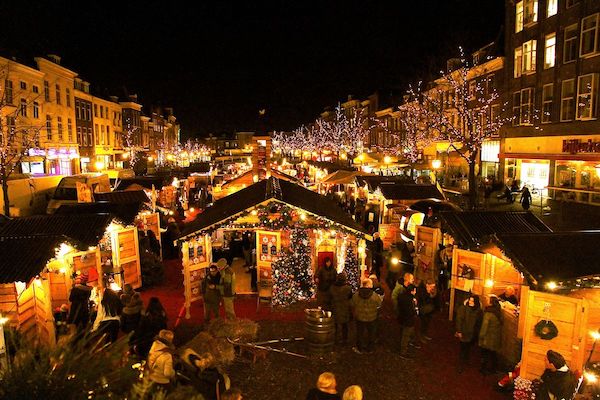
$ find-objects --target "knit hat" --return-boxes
[546,350,566,369]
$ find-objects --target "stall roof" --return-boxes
[321,170,359,185]
[55,202,147,225]
[494,232,600,286]
[180,177,368,238]
[378,183,444,201]
[94,190,149,204]
[114,176,168,191]
[354,175,415,191]
[221,169,299,188]
[0,214,113,247]
[0,235,69,284]
[440,211,552,250]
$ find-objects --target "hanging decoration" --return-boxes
[271,228,315,307]
[534,302,559,340]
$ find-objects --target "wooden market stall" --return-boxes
[492,232,600,383]
[176,177,371,319]
[439,211,552,364]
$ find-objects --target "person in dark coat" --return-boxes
[536,350,578,400]
[147,230,161,257]
[67,274,92,334]
[520,186,532,210]
[499,286,519,305]
[315,257,337,310]
[202,265,222,322]
[129,297,168,358]
[397,284,418,359]
[329,273,352,345]
[120,284,144,333]
[416,279,439,341]
[455,294,483,373]
[370,232,384,280]
[479,295,503,374]
[306,372,341,400]
[181,349,228,400]
[92,287,123,344]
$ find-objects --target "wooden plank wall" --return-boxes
[0,284,18,327]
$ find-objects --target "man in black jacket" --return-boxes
[397,284,418,359]
[536,350,577,400]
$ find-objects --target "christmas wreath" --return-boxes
[534,320,559,340]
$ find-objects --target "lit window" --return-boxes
[576,74,597,120]
[564,24,579,63]
[561,79,575,121]
[547,0,557,17]
[20,98,27,117]
[513,92,521,126]
[580,14,599,57]
[544,33,556,68]
[523,0,538,26]
[514,47,523,78]
[46,115,52,140]
[542,84,553,123]
[33,101,39,119]
[4,80,13,104]
[522,40,537,73]
[516,1,524,32]
[57,116,63,141]
[68,118,73,142]
[520,88,534,125]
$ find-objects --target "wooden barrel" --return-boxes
[304,308,335,354]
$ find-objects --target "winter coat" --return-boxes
[219,269,236,298]
[130,312,168,358]
[351,288,382,322]
[202,272,222,304]
[455,303,483,343]
[417,284,439,316]
[315,266,337,292]
[397,291,418,327]
[479,308,503,352]
[67,284,92,326]
[391,282,406,313]
[147,339,176,384]
[305,388,341,400]
[329,283,352,323]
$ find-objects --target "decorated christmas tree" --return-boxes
[272,228,315,306]
[344,245,360,292]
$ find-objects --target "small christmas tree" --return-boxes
[344,245,360,292]
[272,228,315,306]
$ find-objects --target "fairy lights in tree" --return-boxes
[343,245,360,292]
[393,83,432,164]
[422,47,513,208]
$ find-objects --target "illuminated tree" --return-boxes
[271,228,315,307]
[0,65,42,216]
[122,118,141,169]
[343,245,360,292]
[396,84,432,164]
[423,49,511,208]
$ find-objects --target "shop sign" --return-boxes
[28,148,46,157]
[562,139,600,154]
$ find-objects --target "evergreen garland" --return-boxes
[344,246,360,292]
[272,228,315,306]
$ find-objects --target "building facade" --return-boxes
[92,95,123,170]
[502,0,600,205]
[74,78,94,172]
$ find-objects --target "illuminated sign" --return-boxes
[563,139,600,154]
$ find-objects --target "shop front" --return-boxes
[502,135,600,205]
[46,147,80,176]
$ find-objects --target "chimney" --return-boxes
[129,94,138,102]
[47,54,61,65]
[109,95,119,103]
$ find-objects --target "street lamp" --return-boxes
[431,159,442,184]
[384,155,392,176]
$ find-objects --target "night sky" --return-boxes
[1,1,504,138]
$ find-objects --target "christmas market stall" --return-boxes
[490,232,600,391]
[177,177,370,318]
[0,214,114,346]
[439,211,552,364]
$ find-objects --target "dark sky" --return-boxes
[1,0,504,138]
